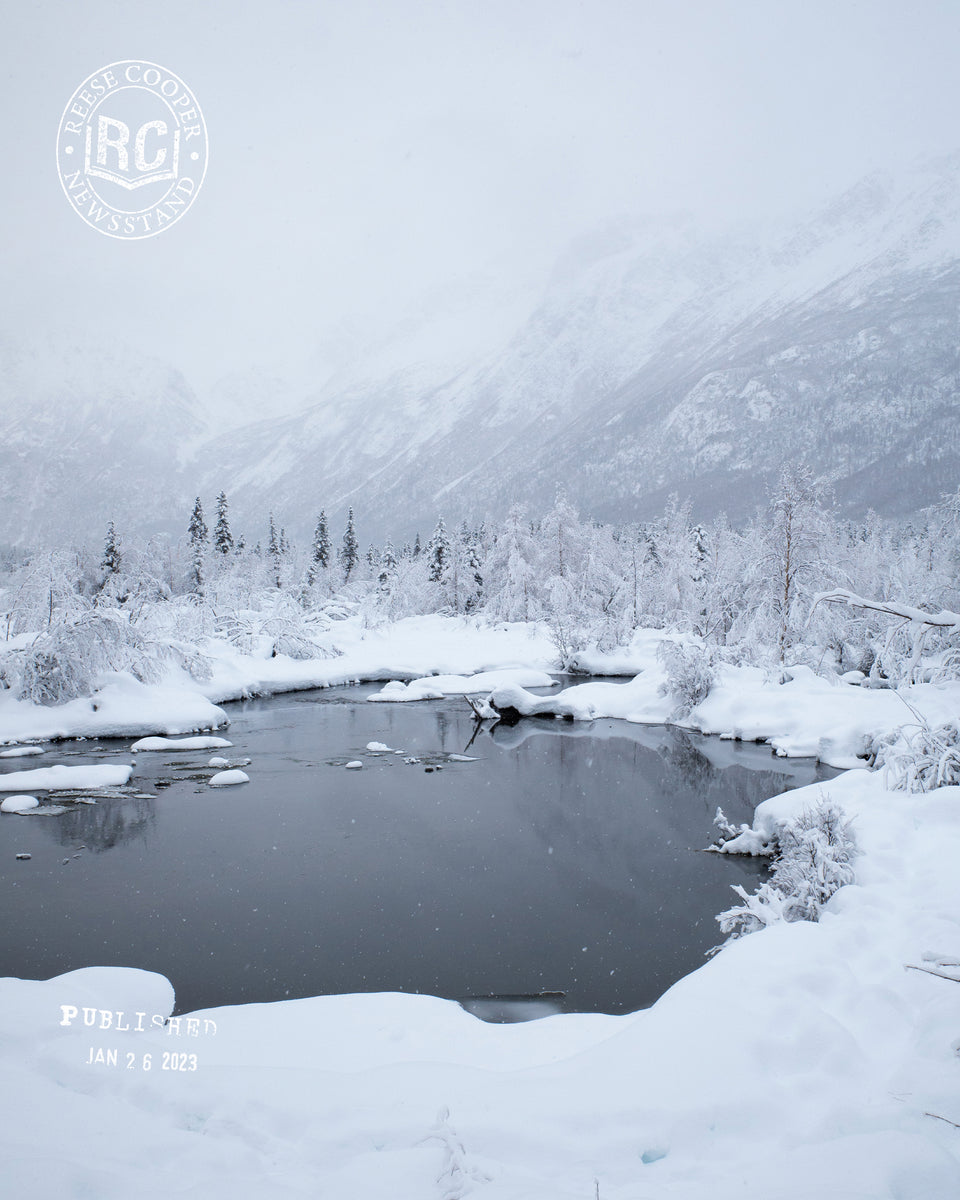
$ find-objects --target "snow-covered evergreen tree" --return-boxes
[307,511,331,586]
[187,497,208,595]
[213,492,233,556]
[428,517,449,585]
[267,514,283,588]
[378,538,397,591]
[100,521,122,579]
[340,508,359,583]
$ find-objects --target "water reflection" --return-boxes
[0,684,834,1017]
[44,796,156,853]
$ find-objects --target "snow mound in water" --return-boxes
[1,795,40,813]
[132,736,233,751]
[208,770,249,787]
[368,668,556,703]
[0,764,132,792]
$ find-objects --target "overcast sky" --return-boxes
[4,0,960,390]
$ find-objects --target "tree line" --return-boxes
[4,465,960,704]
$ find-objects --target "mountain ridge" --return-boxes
[3,156,960,548]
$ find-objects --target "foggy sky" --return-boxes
[4,0,960,393]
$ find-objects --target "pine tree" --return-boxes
[456,520,484,613]
[213,491,233,556]
[466,532,484,612]
[340,507,359,583]
[413,532,422,558]
[188,497,208,594]
[267,513,283,588]
[378,537,397,590]
[307,511,331,586]
[100,521,122,577]
[428,517,449,584]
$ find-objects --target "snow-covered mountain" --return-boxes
[207,154,960,541]
[0,335,204,549]
[5,154,960,549]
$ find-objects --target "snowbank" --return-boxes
[198,616,558,705]
[0,764,132,792]
[0,673,228,745]
[367,666,556,702]
[485,631,960,768]
[131,736,233,751]
[0,617,557,745]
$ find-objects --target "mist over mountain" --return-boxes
[4,154,960,550]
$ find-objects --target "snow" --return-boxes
[345,760,363,769]
[208,769,249,787]
[365,741,394,751]
[0,673,228,745]
[0,746,44,758]
[472,630,960,769]
[0,618,558,746]
[367,678,444,702]
[207,756,231,767]
[0,794,40,813]
[0,764,132,792]
[131,735,233,751]
[367,666,557,703]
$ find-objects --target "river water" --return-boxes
[0,681,835,1019]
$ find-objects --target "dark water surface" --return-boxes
[0,681,835,1018]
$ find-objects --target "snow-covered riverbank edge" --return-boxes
[3,615,959,771]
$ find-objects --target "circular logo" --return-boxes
[56,61,208,239]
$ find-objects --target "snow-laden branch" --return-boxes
[812,588,960,630]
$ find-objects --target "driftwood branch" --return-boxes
[924,1111,960,1131]
[905,963,960,983]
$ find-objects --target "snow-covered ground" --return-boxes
[2,616,959,1195]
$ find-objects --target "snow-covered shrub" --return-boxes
[2,550,89,639]
[216,593,341,661]
[873,719,960,792]
[5,603,216,705]
[927,646,960,684]
[545,576,589,668]
[657,640,715,720]
[715,800,856,944]
[710,805,775,854]
[13,611,162,704]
